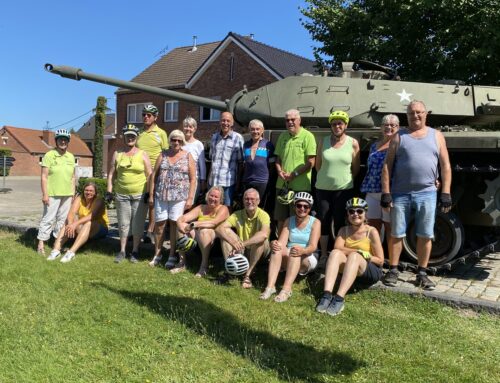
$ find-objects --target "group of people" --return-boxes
[36,100,452,317]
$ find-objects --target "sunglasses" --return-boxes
[348,209,365,215]
[286,118,297,122]
[295,203,311,210]
[170,138,182,143]
[142,113,154,118]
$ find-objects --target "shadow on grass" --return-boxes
[98,283,364,381]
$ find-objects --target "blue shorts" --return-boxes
[222,185,236,207]
[91,225,108,240]
[391,191,437,239]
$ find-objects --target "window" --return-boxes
[127,102,153,123]
[164,101,179,122]
[199,96,221,122]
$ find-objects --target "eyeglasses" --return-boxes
[142,113,154,118]
[383,123,398,128]
[295,203,311,210]
[170,138,182,143]
[348,209,365,215]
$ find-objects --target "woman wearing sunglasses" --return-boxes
[149,129,196,272]
[315,197,384,316]
[260,192,321,303]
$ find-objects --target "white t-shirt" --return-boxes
[183,139,206,181]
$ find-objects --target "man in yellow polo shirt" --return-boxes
[136,104,169,242]
[216,188,270,288]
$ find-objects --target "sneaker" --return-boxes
[170,262,186,274]
[416,273,436,290]
[316,294,333,313]
[129,251,139,264]
[60,251,75,263]
[326,298,345,317]
[259,287,277,300]
[149,255,163,267]
[47,249,61,261]
[114,251,126,263]
[383,269,400,287]
[165,256,177,270]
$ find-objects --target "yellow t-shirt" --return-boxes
[114,150,147,196]
[78,198,109,228]
[41,149,75,196]
[226,207,270,242]
[137,124,169,167]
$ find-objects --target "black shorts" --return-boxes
[357,262,383,286]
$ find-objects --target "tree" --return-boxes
[93,96,106,178]
[300,0,500,84]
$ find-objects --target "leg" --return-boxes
[68,221,96,253]
[417,237,432,267]
[246,240,268,277]
[37,196,61,252]
[53,196,72,239]
[115,194,132,253]
[265,248,286,290]
[336,252,368,297]
[196,228,215,275]
[168,219,178,259]
[153,220,167,258]
[323,249,347,293]
[130,195,147,253]
[315,189,333,264]
[147,204,155,235]
[52,224,69,251]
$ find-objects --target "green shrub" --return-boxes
[77,177,108,198]
[0,148,12,176]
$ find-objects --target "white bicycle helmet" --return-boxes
[293,191,314,206]
[55,129,71,141]
[225,253,249,276]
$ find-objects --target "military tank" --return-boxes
[45,61,499,271]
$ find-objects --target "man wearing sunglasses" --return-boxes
[136,104,169,242]
[381,100,452,290]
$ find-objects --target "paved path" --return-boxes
[1,176,499,313]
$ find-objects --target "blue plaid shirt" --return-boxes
[209,130,244,187]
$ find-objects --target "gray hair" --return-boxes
[381,114,400,125]
[205,185,224,205]
[407,100,426,112]
[169,129,186,146]
[183,116,197,130]
[248,119,264,129]
[243,188,260,201]
[285,109,300,118]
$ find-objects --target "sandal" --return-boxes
[170,263,186,274]
[259,287,277,300]
[242,276,253,289]
[148,255,162,267]
[195,268,208,278]
[274,289,292,303]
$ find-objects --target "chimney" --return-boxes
[190,35,198,52]
[249,33,254,40]
[43,129,50,145]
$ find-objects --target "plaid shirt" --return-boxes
[208,130,244,187]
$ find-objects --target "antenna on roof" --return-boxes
[155,45,169,57]
[189,36,198,52]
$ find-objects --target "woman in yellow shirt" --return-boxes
[47,181,109,263]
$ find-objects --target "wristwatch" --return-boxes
[190,222,195,229]
[293,171,299,177]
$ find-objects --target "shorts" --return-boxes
[155,199,186,222]
[391,191,437,239]
[365,193,390,222]
[298,251,319,276]
[356,262,383,286]
[91,224,108,240]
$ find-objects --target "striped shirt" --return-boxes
[208,130,244,187]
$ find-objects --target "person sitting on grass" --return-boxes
[215,188,270,288]
[260,192,321,303]
[315,197,384,316]
[47,181,109,263]
[150,186,229,277]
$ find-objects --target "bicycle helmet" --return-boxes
[345,197,368,211]
[328,110,349,125]
[225,253,249,276]
[293,191,314,206]
[142,104,159,116]
[176,235,197,252]
[277,184,294,205]
[54,129,71,141]
[122,124,140,137]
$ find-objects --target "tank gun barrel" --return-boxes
[44,64,229,112]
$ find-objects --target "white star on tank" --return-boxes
[397,89,413,102]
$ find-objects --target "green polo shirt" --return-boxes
[226,207,270,242]
[275,127,317,191]
[137,124,169,167]
[41,149,75,196]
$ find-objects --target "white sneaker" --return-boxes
[47,250,61,261]
[60,251,75,263]
[148,255,162,267]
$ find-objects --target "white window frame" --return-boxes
[127,102,153,123]
[164,101,179,122]
[199,96,221,122]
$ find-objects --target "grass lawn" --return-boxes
[0,230,498,383]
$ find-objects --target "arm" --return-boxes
[275,156,287,181]
[436,131,452,194]
[143,151,152,192]
[185,153,196,210]
[381,133,399,200]
[106,151,117,193]
[242,224,270,248]
[368,227,384,266]
[192,205,230,230]
[351,138,361,179]
[148,153,162,205]
[64,196,82,238]
[176,206,202,233]
[315,138,323,172]
[215,220,245,253]
[41,167,49,205]
[198,145,207,191]
[290,218,321,257]
[292,155,315,181]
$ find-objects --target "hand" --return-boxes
[289,245,302,257]
[271,240,282,253]
[380,193,392,209]
[42,195,50,205]
[185,201,193,211]
[439,193,452,213]
[104,192,114,204]
[143,192,150,204]
[278,170,286,181]
[233,240,245,253]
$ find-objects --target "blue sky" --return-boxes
[0,0,319,131]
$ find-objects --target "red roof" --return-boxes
[1,126,93,156]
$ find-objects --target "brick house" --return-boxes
[112,32,316,169]
[0,126,93,176]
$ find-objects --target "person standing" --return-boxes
[182,116,207,204]
[208,111,244,207]
[315,110,360,267]
[242,119,274,203]
[274,109,316,233]
[36,129,75,255]
[381,101,452,290]
[137,104,169,242]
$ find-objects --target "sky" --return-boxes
[0,0,319,131]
